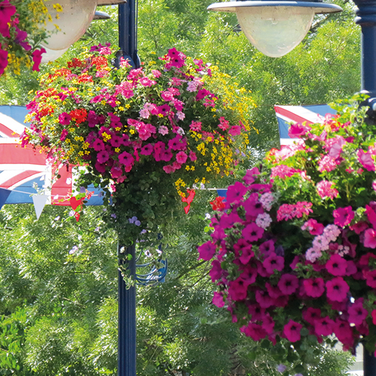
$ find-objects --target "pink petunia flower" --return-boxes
[176,151,188,164]
[357,149,375,171]
[363,228,376,248]
[189,150,197,161]
[162,165,175,174]
[212,292,225,308]
[301,218,324,235]
[316,180,339,200]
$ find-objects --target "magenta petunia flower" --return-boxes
[255,290,273,308]
[303,277,325,297]
[325,277,349,302]
[242,223,264,242]
[209,260,223,282]
[160,149,173,162]
[314,316,334,336]
[240,266,257,285]
[261,315,275,334]
[263,254,284,275]
[118,151,134,167]
[197,241,216,261]
[258,240,275,256]
[333,206,354,227]
[226,181,247,205]
[212,292,225,308]
[265,283,283,299]
[302,307,321,325]
[326,254,347,276]
[283,320,302,342]
[278,274,299,295]
[239,246,254,265]
[0,1,16,38]
[228,278,249,301]
[364,269,376,288]
[97,150,109,164]
[333,318,354,343]
[350,221,368,235]
[348,299,368,326]
[140,143,153,156]
[248,303,266,321]
[60,129,68,141]
[93,138,105,151]
[59,112,71,125]
[243,193,264,219]
[242,323,267,341]
[31,48,46,72]
[243,167,260,185]
[110,165,123,179]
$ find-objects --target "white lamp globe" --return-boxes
[41,47,69,63]
[42,0,98,51]
[207,1,342,57]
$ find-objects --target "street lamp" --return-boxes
[207,1,342,57]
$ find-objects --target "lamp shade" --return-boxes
[42,0,98,51]
[208,1,342,57]
[41,47,69,63]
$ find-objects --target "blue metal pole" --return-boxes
[118,244,136,376]
[364,345,376,376]
[117,1,139,374]
[354,0,376,118]
[118,0,140,69]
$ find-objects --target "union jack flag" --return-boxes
[274,104,337,146]
[0,106,102,206]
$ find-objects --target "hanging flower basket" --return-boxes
[22,45,253,244]
[0,0,59,76]
[199,98,376,372]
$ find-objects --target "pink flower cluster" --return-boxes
[24,47,242,185]
[200,164,376,355]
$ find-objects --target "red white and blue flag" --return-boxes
[274,104,336,146]
[0,106,102,208]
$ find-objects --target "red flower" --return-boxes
[210,196,225,211]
